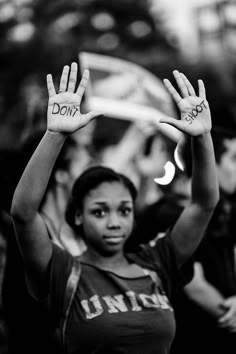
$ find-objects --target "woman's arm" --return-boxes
[11,63,101,286]
[184,262,225,319]
[159,71,219,266]
[185,263,236,331]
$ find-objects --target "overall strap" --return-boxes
[143,268,161,288]
[60,257,81,347]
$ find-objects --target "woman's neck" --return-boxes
[80,249,129,272]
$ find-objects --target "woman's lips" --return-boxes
[102,235,125,244]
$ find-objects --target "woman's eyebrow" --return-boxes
[90,200,132,206]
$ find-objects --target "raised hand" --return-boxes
[159,70,211,136]
[46,62,102,134]
[218,296,236,333]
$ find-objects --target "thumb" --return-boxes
[159,117,183,131]
[83,111,104,125]
[222,298,233,308]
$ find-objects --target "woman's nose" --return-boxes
[107,212,120,228]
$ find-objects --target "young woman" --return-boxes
[11,62,219,354]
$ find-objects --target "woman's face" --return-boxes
[77,181,134,256]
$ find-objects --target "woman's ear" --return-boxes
[74,210,83,226]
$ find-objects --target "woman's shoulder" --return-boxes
[126,232,172,269]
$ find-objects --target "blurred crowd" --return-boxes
[1,0,236,353]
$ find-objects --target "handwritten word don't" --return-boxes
[185,100,207,124]
[52,103,80,117]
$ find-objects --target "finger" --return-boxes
[163,78,182,104]
[59,65,70,92]
[218,311,234,324]
[46,74,56,98]
[229,320,236,332]
[82,111,104,126]
[229,322,236,332]
[198,79,206,99]
[227,318,236,327]
[219,318,235,328]
[159,116,185,132]
[67,62,78,93]
[180,73,196,96]
[76,69,89,104]
[219,315,234,325]
[222,297,236,307]
[173,70,189,98]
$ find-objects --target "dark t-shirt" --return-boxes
[194,195,236,296]
[49,234,192,354]
[171,194,236,354]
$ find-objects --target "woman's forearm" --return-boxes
[184,278,225,319]
[11,130,67,221]
[191,132,219,209]
[169,132,219,265]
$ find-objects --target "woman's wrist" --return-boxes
[191,131,211,140]
[45,129,68,143]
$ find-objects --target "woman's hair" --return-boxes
[65,165,137,233]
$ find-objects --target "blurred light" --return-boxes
[174,141,184,171]
[154,161,175,185]
[13,0,33,5]
[223,4,236,25]
[52,13,81,33]
[91,12,115,31]
[8,22,35,42]
[97,32,120,50]
[0,3,16,23]
[128,20,152,38]
[224,29,236,51]
[198,8,222,33]
[17,6,34,21]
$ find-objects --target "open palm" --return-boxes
[47,62,101,134]
[159,70,211,136]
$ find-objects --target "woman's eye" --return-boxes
[92,209,106,217]
[120,207,132,216]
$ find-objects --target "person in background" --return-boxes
[10,62,219,353]
[0,149,26,354]
[171,126,236,354]
[2,109,92,354]
[125,133,191,252]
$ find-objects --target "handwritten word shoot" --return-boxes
[185,100,207,124]
[52,103,80,117]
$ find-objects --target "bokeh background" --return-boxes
[1,0,236,147]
